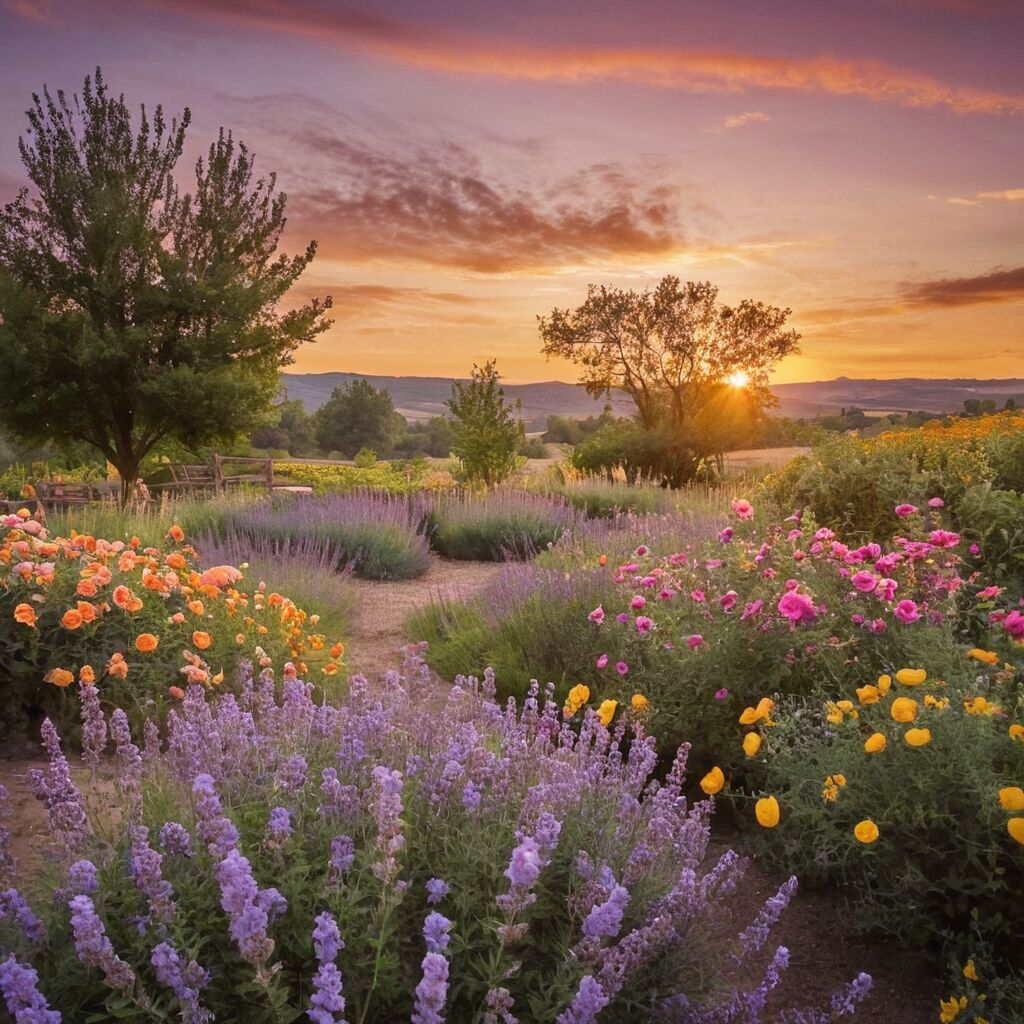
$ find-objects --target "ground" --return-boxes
[0,552,938,1019]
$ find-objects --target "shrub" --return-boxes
[0,512,345,737]
[273,461,457,496]
[200,493,433,580]
[353,447,378,468]
[0,656,872,1023]
[735,650,1024,1004]
[428,490,579,561]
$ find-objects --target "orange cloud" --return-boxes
[128,0,1024,114]
[901,265,1024,307]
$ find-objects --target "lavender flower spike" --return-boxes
[0,954,61,1024]
[78,682,106,774]
[28,720,87,853]
[68,895,135,993]
[308,911,347,1024]
[411,951,449,1024]
[556,976,609,1024]
[151,941,212,1024]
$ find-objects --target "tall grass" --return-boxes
[427,489,579,560]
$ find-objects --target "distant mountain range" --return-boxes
[282,373,1024,428]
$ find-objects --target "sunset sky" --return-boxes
[0,0,1022,383]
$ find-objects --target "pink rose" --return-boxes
[894,504,918,518]
[777,590,817,625]
[731,498,754,520]
[894,599,921,623]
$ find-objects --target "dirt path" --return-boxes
[345,557,505,678]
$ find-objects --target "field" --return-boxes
[1,421,1023,1023]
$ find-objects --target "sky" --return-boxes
[0,0,1022,384]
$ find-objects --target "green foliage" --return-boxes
[250,399,316,456]
[446,362,524,485]
[396,415,455,458]
[0,70,331,502]
[354,447,379,468]
[313,380,403,458]
[542,408,617,445]
[741,658,1024,976]
[272,460,456,496]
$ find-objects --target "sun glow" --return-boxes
[726,370,750,388]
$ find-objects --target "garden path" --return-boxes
[344,557,504,679]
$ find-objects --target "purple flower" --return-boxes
[556,976,608,1024]
[423,911,452,953]
[0,888,45,943]
[66,860,98,896]
[29,720,86,853]
[275,754,308,793]
[129,826,175,927]
[110,710,143,816]
[330,834,355,876]
[369,766,405,887]
[159,822,194,859]
[426,878,449,904]
[151,941,211,1023]
[312,911,343,963]
[504,837,541,889]
[308,962,346,1024]
[268,807,292,838]
[192,774,239,857]
[461,780,482,814]
[69,895,135,992]
[582,884,629,941]
[78,682,106,774]
[215,849,277,973]
[0,955,61,1024]
[412,951,449,1024]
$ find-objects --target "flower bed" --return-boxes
[0,655,870,1023]
[0,511,346,735]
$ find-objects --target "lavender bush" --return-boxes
[428,490,580,561]
[198,491,433,580]
[0,655,871,1023]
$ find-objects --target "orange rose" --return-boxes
[76,579,98,598]
[79,665,96,683]
[13,603,37,627]
[188,600,205,616]
[44,667,74,687]
[329,642,345,659]
[113,585,133,610]
[192,631,212,650]
[168,685,185,700]
[135,633,159,653]
[61,608,84,630]
[167,524,185,543]
[165,553,187,571]
[107,652,129,679]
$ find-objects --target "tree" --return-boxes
[538,277,800,485]
[0,70,332,502]
[446,362,524,485]
[313,379,402,458]
[251,399,314,455]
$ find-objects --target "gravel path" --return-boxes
[344,557,505,678]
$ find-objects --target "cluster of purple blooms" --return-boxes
[0,654,874,1022]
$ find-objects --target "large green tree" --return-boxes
[0,70,332,501]
[446,361,524,485]
[313,379,403,458]
[538,277,800,484]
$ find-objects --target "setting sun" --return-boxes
[726,370,750,388]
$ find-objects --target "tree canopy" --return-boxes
[0,69,332,501]
[313,379,403,458]
[538,276,800,484]
[446,362,524,485]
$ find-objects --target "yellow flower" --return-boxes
[896,668,927,686]
[904,727,932,747]
[742,732,762,757]
[998,786,1024,811]
[855,684,880,705]
[832,773,847,787]
[891,697,918,723]
[563,684,590,717]
[836,700,854,712]
[631,693,649,711]
[1008,818,1024,846]
[1010,724,1024,743]
[876,673,892,695]
[596,699,618,727]
[967,648,999,665]
[755,796,780,828]
[924,694,950,710]
[864,732,887,754]
[699,766,725,795]
[939,995,968,1022]
[964,696,998,716]
[963,960,978,981]
[854,819,879,844]
[739,697,775,726]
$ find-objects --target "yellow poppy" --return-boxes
[855,684,880,705]
[853,819,879,844]
[891,697,918,723]
[998,786,1024,812]
[742,732,762,757]
[1010,724,1024,743]
[1008,818,1024,846]
[876,673,892,695]
[596,699,618,727]
[967,648,999,665]
[864,732,887,754]
[896,668,927,686]
[699,767,725,795]
[904,728,932,747]
[563,683,590,717]
[963,960,978,981]
[755,796,780,828]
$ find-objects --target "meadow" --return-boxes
[1,413,1023,1023]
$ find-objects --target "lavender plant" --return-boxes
[1,656,872,1023]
